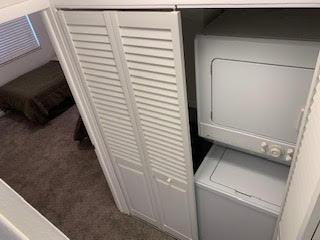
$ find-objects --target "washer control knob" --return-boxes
[260,142,268,153]
[285,155,292,161]
[270,146,282,158]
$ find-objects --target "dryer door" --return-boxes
[211,58,313,144]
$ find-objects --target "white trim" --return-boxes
[0,0,49,24]
[51,0,320,9]
[41,8,129,214]
[299,182,320,239]
[0,179,68,239]
[0,213,30,240]
[177,3,320,7]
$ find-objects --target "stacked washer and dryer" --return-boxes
[194,10,320,240]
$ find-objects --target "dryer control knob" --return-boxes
[285,155,292,161]
[260,142,268,153]
[270,147,282,158]
[287,148,294,155]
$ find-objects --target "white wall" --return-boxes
[0,11,56,87]
[181,9,222,108]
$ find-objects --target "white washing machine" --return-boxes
[195,145,289,240]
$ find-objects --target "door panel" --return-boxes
[153,171,192,240]
[117,162,156,222]
[110,11,198,240]
[278,54,320,239]
[58,11,159,226]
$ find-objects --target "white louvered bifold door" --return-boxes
[58,11,160,227]
[278,54,320,240]
[109,11,198,240]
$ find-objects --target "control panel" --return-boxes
[260,142,294,162]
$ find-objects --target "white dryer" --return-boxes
[195,145,289,240]
[195,10,320,163]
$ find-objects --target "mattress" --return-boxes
[0,61,72,124]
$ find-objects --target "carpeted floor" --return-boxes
[0,106,174,240]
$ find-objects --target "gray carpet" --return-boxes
[0,106,174,240]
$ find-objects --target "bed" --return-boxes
[0,60,73,124]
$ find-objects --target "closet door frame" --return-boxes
[3,2,320,240]
[41,8,320,240]
[51,0,320,9]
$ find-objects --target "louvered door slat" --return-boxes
[145,135,184,152]
[112,11,198,240]
[135,96,180,111]
[71,33,110,43]
[127,60,176,75]
[76,48,114,58]
[59,11,159,227]
[124,45,175,59]
[144,130,184,147]
[122,37,173,49]
[132,84,178,98]
[85,76,121,87]
[79,55,115,66]
[137,103,181,118]
[74,41,111,51]
[90,92,124,103]
[68,25,108,35]
[83,66,118,77]
[139,108,181,124]
[126,54,175,67]
[131,76,178,91]
[120,27,172,40]
[81,61,116,71]
[130,69,177,84]
[150,162,187,181]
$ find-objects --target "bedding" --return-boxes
[0,60,72,124]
